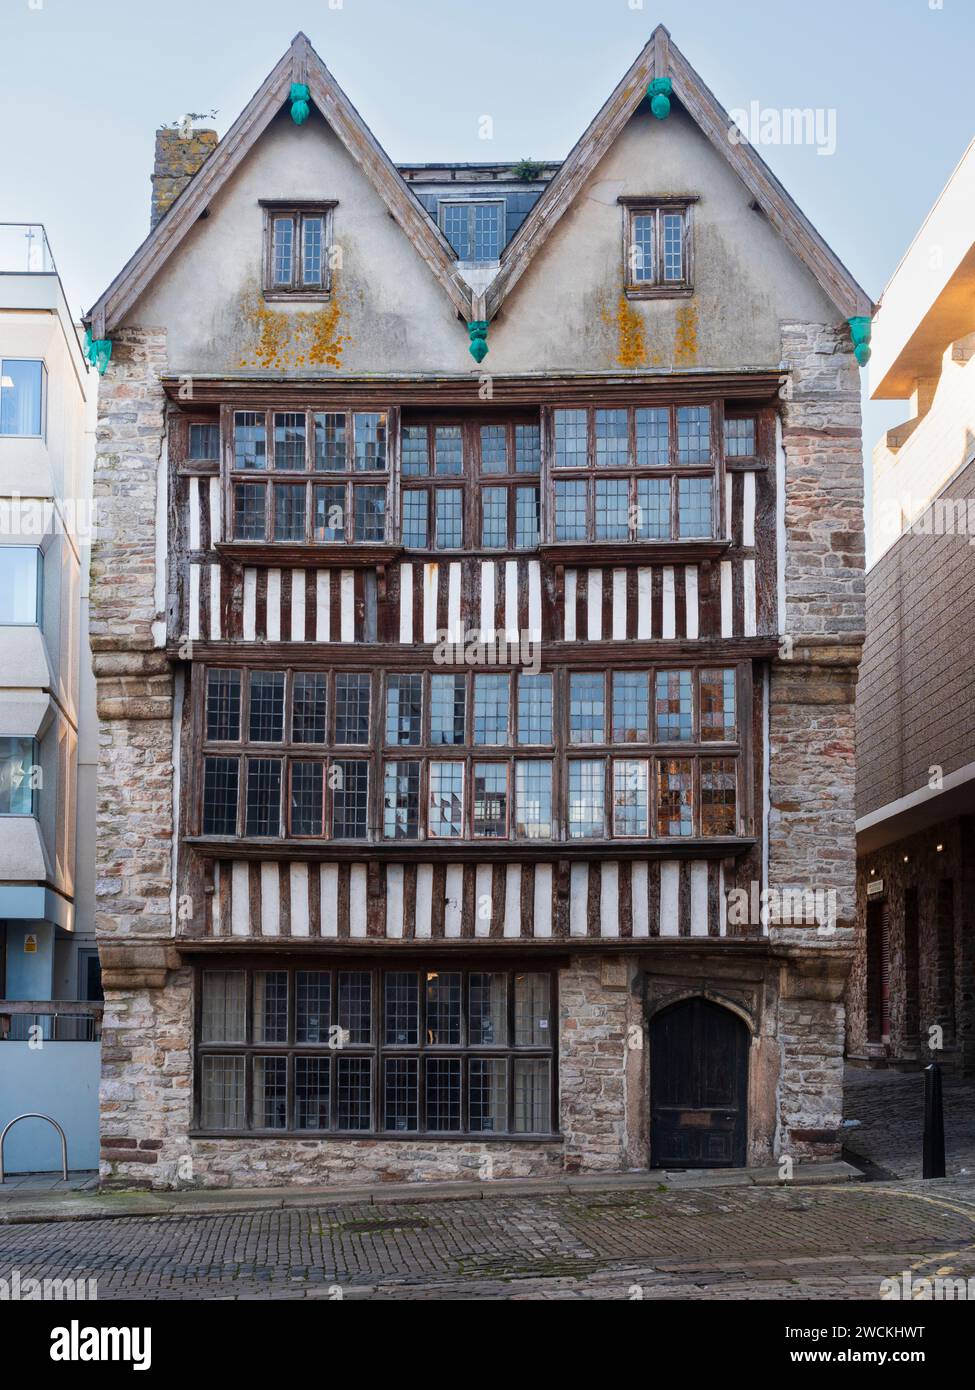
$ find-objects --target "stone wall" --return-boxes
[98,954,636,1190]
[777,996,845,1160]
[764,323,864,1158]
[90,328,182,1181]
[560,955,639,1172]
[90,327,174,944]
[778,322,865,643]
[771,323,864,929]
[96,945,850,1190]
[150,127,218,230]
[90,329,168,653]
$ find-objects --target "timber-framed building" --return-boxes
[86,27,869,1186]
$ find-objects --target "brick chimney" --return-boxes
[150,125,218,229]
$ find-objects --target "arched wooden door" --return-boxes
[649,998,749,1168]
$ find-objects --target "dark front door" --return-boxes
[649,997,748,1168]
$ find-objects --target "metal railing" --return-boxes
[0,1001,103,1042]
[0,223,56,274]
[0,1114,68,1183]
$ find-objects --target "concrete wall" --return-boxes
[0,304,88,898]
[871,342,975,560]
[0,306,89,511]
[0,1041,100,1172]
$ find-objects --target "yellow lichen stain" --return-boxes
[239,288,291,370]
[601,295,655,369]
[674,302,699,366]
[237,279,351,371]
[305,297,348,369]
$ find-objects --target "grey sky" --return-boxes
[2,0,971,475]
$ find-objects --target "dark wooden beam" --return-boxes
[161,370,786,408]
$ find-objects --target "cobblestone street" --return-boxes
[4,1178,975,1300]
[843,1067,975,1179]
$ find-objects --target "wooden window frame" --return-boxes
[198,666,375,841]
[261,201,337,299]
[437,198,506,263]
[723,410,760,464]
[222,406,393,549]
[474,420,542,551]
[619,196,697,298]
[193,961,559,1140]
[400,416,542,555]
[400,419,468,553]
[193,663,750,846]
[543,402,723,547]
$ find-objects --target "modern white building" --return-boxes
[0,223,100,1174]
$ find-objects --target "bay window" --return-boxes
[0,358,45,437]
[0,547,42,624]
[197,664,744,843]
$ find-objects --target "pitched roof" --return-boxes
[88,26,872,340]
[486,26,872,322]
[87,33,473,338]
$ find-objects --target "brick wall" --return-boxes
[857,455,975,818]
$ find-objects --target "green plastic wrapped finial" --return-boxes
[468,320,489,364]
[647,77,672,120]
[290,82,311,126]
[848,315,872,367]
[83,328,113,376]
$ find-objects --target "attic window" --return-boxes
[262,202,336,297]
[439,200,504,262]
[620,197,696,298]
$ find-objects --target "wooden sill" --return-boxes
[176,936,770,953]
[188,1129,564,1143]
[184,836,755,864]
[168,636,780,664]
[213,541,402,568]
[539,539,731,566]
[624,285,694,301]
[262,289,331,304]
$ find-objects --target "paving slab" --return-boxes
[0,1159,864,1225]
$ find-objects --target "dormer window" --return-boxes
[620,197,695,297]
[262,202,335,297]
[439,200,504,262]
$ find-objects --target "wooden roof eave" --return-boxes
[486,25,872,325]
[665,40,873,322]
[299,35,472,323]
[87,33,474,340]
[88,47,296,340]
